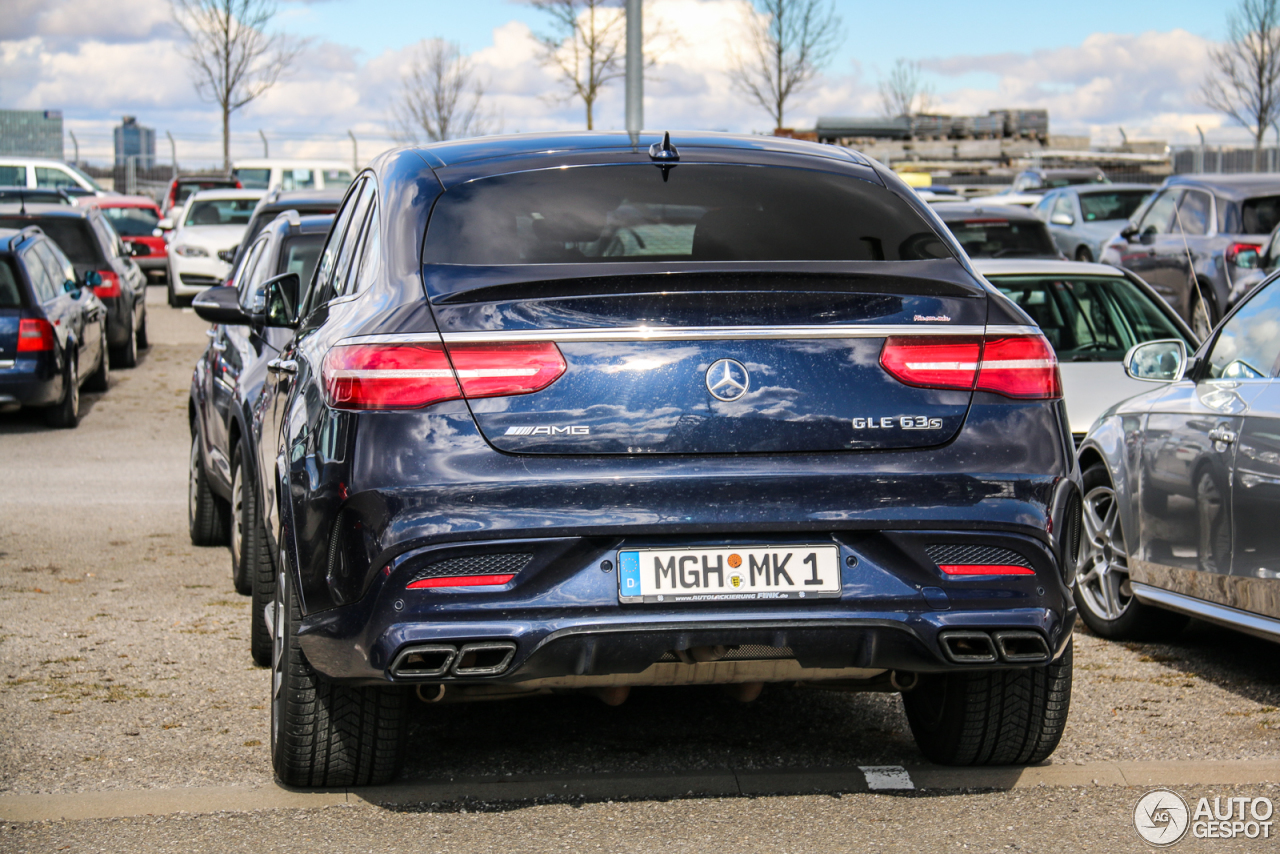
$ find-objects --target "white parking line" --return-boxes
[859,765,916,791]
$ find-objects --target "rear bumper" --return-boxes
[0,355,61,406]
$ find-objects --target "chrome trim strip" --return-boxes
[440,324,987,343]
[1130,582,1280,642]
[0,360,14,370]
[336,332,443,346]
[985,325,1042,336]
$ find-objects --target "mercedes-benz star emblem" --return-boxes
[706,359,750,402]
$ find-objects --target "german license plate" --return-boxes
[617,545,841,603]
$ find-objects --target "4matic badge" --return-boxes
[505,425,590,436]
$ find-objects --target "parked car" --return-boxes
[194,133,1082,787]
[1100,174,1280,339]
[220,188,344,285]
[934,202,1064,259]
[1011,168,1109,194]
[166,189,265,305]
[973,259,1197,442]
[0,225,109,427]
[0,187,74,205]
[85,196,167,281]
[188,211,332,666]
[0,157,106,197]
[232,159,354,192]
[1031,183,1153,262]
[0,203,148,367]
[161,175,241,218]
[1076,267,1280,643]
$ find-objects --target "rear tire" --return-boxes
[230,447,254,597]
[111,313,138,369]
[188,433,229,546]
[44,358,80,429]
[903,640,1072,766]
[84,326,110,393]
[271,566,408,786]
[135,305,148,350]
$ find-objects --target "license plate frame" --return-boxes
[617,544,842,604]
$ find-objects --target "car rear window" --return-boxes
[99,205,159,236]
[422,165,953,264]
[0,257,22,307]
[185,198,256,226]
[234,168,271,189]
[176,181,237,205]
[945,217,1057,258]
[992,274,1189,359]
[1079,191,1150,222]
[0,217,100,265]
[1241,195,1280,235]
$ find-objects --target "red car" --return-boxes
[84,196,168,279]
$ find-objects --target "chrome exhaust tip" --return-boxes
[938,631,999,664]
[389,644,458,678]
[992,630,1051,663]
[452,641,517,676]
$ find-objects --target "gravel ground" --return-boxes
[5,784,1280,853]
[0,287,1277,800]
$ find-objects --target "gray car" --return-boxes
[1100,173,1280,340]
[1031,183,1153,263]
[974,260,1197,441]
[1075,268,1280,643]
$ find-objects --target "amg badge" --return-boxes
[505,425,591,436]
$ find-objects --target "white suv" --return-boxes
[0,157,108,197]
[166,188,265,304]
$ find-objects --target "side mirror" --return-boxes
[1120,223,1138,240]
[83,270,102,288]
[128,242,150,257]
[1049,213,1074,226]
[1139,229,1157,246]
[192,285,252,325]
[1124,339,1188,383]
[261,272,301,328]
[62,279,81,296]
[156,218,174,231]
[217,246,238,265]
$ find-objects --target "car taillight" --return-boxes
[321,341,565,410]
[93,270,121,298]
[880,334,1061,400]
[938,563,1035,576]
[17,318,55,352]
[1225,242,1262,265]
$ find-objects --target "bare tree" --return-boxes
[390,40,494,143]
[530,0,627,130]
[172,0,306,171]
[727,0,843,130]
[879,58,933,118]
[1203,0,1280,170]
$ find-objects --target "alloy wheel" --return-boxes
[269,570,286,750]
[1077,483,1132,621]
[188,439,200,528]
[230,465,243,569]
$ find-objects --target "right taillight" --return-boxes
[321,341,566,411]
[880,334,1060,400]
[93,270,121,299]
[17,318,55,352]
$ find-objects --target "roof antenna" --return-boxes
[648,132,679,181]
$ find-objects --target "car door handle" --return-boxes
[1208,427,1237,445]
[206,329,217,339]
[267,358,298,375]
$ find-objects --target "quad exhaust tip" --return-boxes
[939,630,1049,665]
[389,641,518,679]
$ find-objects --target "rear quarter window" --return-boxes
[1241,195,1280,235]
[423,164,953,264]
[0,257,23,307]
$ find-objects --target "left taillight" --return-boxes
[321,341,566,411]
[93,270,121,298]
[17,318,55,352]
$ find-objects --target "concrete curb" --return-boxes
[3,759,1278,823]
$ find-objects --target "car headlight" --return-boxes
[173,245,209,258]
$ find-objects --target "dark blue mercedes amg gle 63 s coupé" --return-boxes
[191,131,1082,786]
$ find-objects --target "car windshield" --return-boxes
[279,233,326,285]
[322,169,353,190]
[99,205,159,236]
[185,198,256,226]
[423,164,953,264]
[946,217,1057,258]
[1241,195,1280,235]
[0,257,21,307]
[992,274,1190,361]
[234,168,271,189]
[1079,190,1151,222]
[0,217,98,265]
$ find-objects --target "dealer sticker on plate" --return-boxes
[617,545,842,603]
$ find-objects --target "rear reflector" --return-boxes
[880,334,1061,400]
[93,270,121,299]
[406,573,515,589]
[939,564,1036,576]
[322,341,565,411]
[17,318,55,352]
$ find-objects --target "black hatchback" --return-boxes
[200,133,1083,787]
[0,204,149,368]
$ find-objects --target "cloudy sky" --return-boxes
[0,0,1242,168]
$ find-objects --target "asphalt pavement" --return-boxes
[0,286,1278,851]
